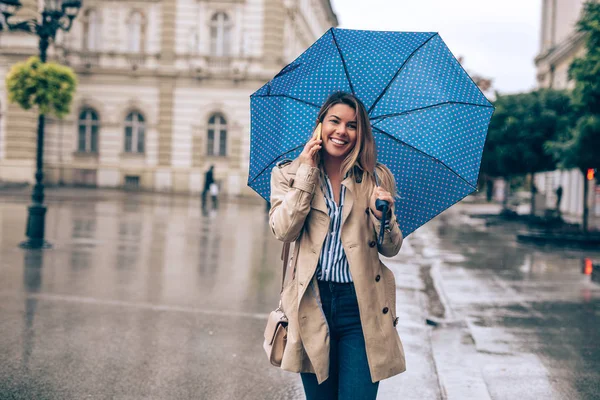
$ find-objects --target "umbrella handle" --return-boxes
[375,199,389,246]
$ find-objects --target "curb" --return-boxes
[428,262,492,400]
[517,230,600,247]
[430,261,456,321]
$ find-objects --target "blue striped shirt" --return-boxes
[316,174,352,283]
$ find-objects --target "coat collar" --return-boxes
[341,174,355,228]
[310,165,365,217]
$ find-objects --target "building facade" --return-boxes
[0,0,337,197]
[536,0,587,90]
[534,0,598,225]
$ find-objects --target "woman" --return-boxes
[269,92,405,399]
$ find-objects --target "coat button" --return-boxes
[393,317,399,327]
[369,240,376,248]
[382,307,389,314]
[375,275,381,282]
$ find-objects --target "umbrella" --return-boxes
[248,28,494,237]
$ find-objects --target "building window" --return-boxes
[78,108,99,153]
[207,113,227,156]
[124,112,145,153]
[83,9,101,51]
[127,11,144,53]
[210,12,231,57]
[125,175,140,189]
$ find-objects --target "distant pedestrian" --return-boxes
[210,180,219,210]
[556,186,563,214]
[202,165,215,215]
[486,177,494,202]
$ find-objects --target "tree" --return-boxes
[6,56,77,118]
[481,90,572,212]
[570,2,600,116]
[547,1,600,233]
[546,117,600,232]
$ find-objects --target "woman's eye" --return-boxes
[348,125,356,130]
[330,119,338,124]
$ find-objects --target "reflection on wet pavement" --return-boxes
[0,195,303,399]
[1,194,599,399]
[429,206,600,399]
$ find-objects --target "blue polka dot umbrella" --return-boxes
[248,28,494,237]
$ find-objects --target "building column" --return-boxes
[262,0,285,69]
[155,0,177,191]
[0,0,43,182]
[0,102,38,182]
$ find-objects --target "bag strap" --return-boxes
[280,242,291,294]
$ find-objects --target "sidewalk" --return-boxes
[396,220,493,400]
[378,249,442,399]
[423,203,600,399]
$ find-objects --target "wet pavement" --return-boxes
[422,204,600,400]
[0,190,599,399]
[0,194,303,399]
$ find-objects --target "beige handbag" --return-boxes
[263,242,292,367]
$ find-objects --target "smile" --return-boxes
[330,138,347,145]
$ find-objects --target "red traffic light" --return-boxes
[584,258,593,275]
[587,169,596,181]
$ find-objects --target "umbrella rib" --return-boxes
[331,28,356,96]
[371,100,494,122]
[367,33,438,115]
[371,126,476,190]
[248,144,305,186]
[251,94,321,109]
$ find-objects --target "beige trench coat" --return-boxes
[269,159,406,384]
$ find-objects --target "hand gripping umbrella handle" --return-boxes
[376,199,389,246]
[373,170,389,246]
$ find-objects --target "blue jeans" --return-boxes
[301,280,379,400]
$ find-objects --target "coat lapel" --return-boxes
[311,178,328,215]
[341,176,355,229]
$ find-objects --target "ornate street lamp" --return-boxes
[0,0,82,248]
[0,0,21,17]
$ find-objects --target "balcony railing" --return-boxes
[187,55,250,80]
[79,51,101,68]
[206,56,232,70]
[62,50,158,71]
[126,53,146,68]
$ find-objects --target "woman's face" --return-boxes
[321,103,358,160]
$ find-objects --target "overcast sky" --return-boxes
[330,0,541,95]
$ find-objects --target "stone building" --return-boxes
[535,0,587,90]
[0,0,337,197]
[534,0,598,224]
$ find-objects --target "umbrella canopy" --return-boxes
[249,28,493,237]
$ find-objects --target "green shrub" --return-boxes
[5,56,77,118]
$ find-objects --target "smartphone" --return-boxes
[313,122,322,141]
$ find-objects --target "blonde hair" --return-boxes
[314,92,396,197]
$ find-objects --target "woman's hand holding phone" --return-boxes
[298,123,322,168]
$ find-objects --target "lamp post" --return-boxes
[0,0,82,248]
